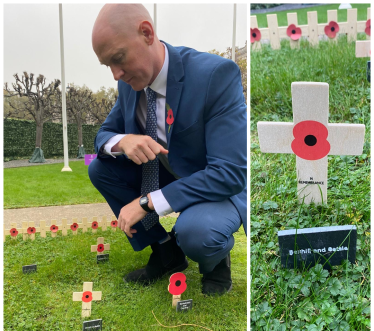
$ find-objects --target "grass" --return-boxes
[4,217,247,330]
[3,161,106,208]
[252,4,371,28]
[250,36,370,329]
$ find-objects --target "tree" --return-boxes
[64,84,96,158]
[3,90,31,120]
[4,72,61,162]
[90,87,118,125]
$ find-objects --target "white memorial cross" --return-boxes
[257,82,365,204]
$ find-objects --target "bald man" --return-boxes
[89,4,247,295]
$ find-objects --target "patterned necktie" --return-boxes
[141,87,159,230]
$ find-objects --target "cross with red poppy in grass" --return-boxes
[90,237,110,255]
[257,82,365,205]
[168,272,187,307]
[73,282,102,317]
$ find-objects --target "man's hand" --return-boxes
[118,194,154,238]
[113,134,168,165]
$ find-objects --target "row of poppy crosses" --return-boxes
[3,215,118,242]
[250,8,371,50]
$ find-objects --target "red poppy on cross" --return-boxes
[27,227,36,235]
[286,24,302,41]
[70,223,79,231]
[168,272,187,307]
[73,282,102,317]
[250,28,261,44]
[91,237,110,255]
[324,21,340,39]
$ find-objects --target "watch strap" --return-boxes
[140,194,153,213]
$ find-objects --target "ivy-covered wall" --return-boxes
[4,119,101,158]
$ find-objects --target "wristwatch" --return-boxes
[139,194,153,213]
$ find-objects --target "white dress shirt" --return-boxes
[102,43,173,217]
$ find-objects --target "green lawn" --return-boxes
[252,4,371,28]
[250,36,370,329]
[3,217,247,330]
[4,161,105,208]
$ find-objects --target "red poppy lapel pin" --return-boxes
[166,103,174,133]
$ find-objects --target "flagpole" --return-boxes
[232,4,237,62]
[154,4,157,33]
[59,4,72,172]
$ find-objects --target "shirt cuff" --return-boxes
[103,134,127,158]
[150,190,174,216]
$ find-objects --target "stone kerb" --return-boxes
[251,7,370,51]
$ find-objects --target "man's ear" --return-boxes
[139,21,154,45]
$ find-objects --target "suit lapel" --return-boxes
[163,42,184,150]
[125,90,141,134]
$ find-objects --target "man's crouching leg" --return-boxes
[123,230,188,284]
[174,200,241,295]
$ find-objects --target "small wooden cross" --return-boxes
[50,220,58,238]
[257,82,365,205]
[22,221,37,241]
[61,218,68,236]
[4,222,18,241]
[82,217,88,233]
[91,217,99,234]
[39,220,47,238]
[91,237,110,255]
[73,282,102,317]
[71,218,79,235]
[111,215,118,232]
[100,216,108,231]
[168,273,187,308]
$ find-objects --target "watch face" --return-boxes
[140,197,147,204]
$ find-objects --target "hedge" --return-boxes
[4,119,101,158]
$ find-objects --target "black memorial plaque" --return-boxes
[22,264,37,274]
[82,319,102,331]
[176,299,193,312]
[97,254,109,263]
[278,225,356,269]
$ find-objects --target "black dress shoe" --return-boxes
[124,232,188,284]
[202,253,232,295]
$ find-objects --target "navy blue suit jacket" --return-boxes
[94,42,247,233]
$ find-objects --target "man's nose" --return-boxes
[110,66,124,81]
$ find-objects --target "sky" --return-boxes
[3,3,247,93]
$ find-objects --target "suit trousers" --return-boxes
[88,155,241,274]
